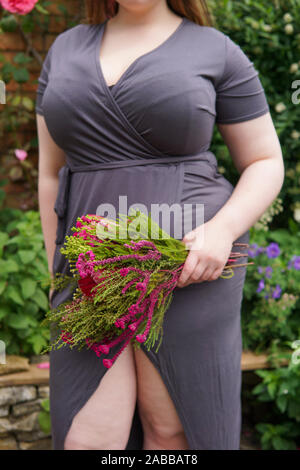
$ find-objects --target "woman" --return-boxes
[36,0,284,450]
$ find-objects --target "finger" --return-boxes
[197,266,216,282]
[177,252,199,287]
[182,230,196,244]
[185,262,208,285]
[207,268,222,281]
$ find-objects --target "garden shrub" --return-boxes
[0,183,50,355]
[209,0,300,230]
[242,227,300,353]
[252,345,300,449]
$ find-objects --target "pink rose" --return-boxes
[0,0,38,15]
[14,149,27,161]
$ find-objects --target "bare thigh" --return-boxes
[134,347,190,450]
[64,343,137,450]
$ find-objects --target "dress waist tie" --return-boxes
[54,151,217,244]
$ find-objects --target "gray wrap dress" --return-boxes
[35,16,270,450]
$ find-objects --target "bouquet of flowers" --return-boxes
[41,211,252,368]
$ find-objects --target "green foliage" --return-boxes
[0,14,18,33]
[242,227,300,352]
[252,347,300,449]
[240,224,300,450]
[38,398,51,435]
[209,0,300,229]
[255,422,299,450]
[0,202,51,355]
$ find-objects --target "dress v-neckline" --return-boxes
[95,16,187,96]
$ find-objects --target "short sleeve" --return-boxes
[215,35,270,124]
[35,42,55,115]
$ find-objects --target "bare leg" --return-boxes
[134,347,190,450]
[64,343,137,450]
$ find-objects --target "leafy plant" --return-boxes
[242,227,300,352]
[209,0,300,230]
[0,190,51,355]
[252,345,300,449]
[38,398,51,435]
[255,422,299,450]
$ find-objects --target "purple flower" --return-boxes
[272,284,282,299]
[257,266,264,274]
[294,257,300,270]
[266,242,280,259]
[248,243,265,258]
[256,279,265,293]
[288,255,300,270]
[265,266,273,278]
[248,243,259,258]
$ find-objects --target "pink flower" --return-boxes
[14,149,27,161]
[128,304,140,314]
[119,268,129,276]
[136,333,147,343]
[0,0,38,15]
[75,251,97,278]
[36,362,50,369]
[136,282,147,291]
[85,250,95,260]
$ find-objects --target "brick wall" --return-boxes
[0,0,84,208]
[1,1,83,99]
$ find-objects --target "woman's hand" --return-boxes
[176,219,235,288]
